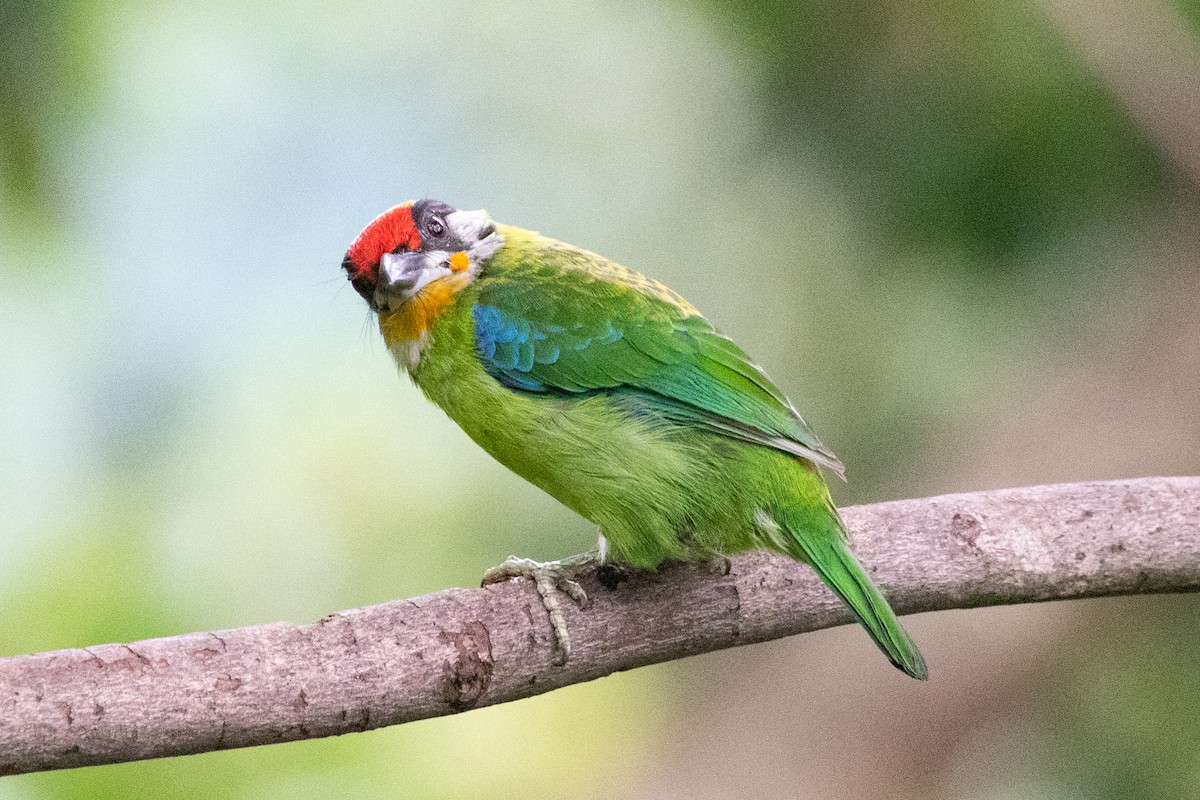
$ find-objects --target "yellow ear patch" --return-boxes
[448,251,470,272]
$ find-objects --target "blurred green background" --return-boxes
[3,0,1200,797]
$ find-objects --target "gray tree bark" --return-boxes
[1,477,1197,775]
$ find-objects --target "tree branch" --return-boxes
[1,477,1197,774]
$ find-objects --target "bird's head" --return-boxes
[341,199,501,313]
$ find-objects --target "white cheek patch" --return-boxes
[468,232,503,267]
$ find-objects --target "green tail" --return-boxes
[776,506,928,681]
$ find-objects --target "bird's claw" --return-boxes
[481,554,596,664]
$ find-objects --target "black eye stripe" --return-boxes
[412,199,457,245]
[413,199,456,222]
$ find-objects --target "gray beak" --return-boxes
[376,251,451,309]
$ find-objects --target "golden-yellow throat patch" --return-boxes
[378,270,473,350]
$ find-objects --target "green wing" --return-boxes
[472,250,844,477]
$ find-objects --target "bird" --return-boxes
[341,199,927,680]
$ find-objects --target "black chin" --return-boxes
[352,277,376,305]
[343,252,379,306]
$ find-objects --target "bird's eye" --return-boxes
[427,217,446,238]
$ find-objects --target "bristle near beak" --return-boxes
[342,252,376,303]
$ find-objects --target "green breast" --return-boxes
[403,232,828,567]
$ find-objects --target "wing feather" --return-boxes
[472,252,845,477]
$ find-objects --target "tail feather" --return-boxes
[773,507,928,681]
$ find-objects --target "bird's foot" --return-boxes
[481,552,598,664]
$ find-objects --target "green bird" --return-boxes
[341,199,927,680]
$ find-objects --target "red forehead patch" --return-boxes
[344,203,422,279]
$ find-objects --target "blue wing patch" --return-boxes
[473,304,627,393]
[470,276,844,476]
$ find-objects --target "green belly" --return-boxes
[406,301,829,568]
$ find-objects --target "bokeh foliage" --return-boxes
[700,0,1169,261]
